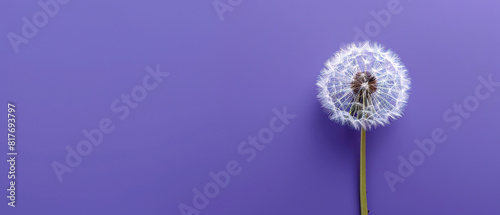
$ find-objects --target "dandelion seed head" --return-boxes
[317,41,411,130]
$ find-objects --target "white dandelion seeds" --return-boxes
[317,41,411,130]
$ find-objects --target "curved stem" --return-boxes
[360,128,368,215]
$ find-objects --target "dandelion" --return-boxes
[317,41,411,215]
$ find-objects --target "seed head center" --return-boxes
[351,71,377,96]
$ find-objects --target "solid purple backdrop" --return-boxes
[1,0,499,214]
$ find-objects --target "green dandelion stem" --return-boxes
[360,94,368,215]
[360,127,368,215]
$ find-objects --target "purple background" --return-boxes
[1,0,500,214]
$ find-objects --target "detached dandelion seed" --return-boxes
[317,41,411,215]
